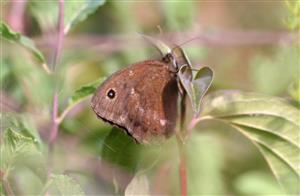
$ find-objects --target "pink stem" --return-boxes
[49,92,58,145]
[179,149,187,196]
[49,0,64,145]
[176,135,187,196]
[51,0,65,70]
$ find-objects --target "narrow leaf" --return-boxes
[58,77,105,122]
[0,22,45,62]
[200,91,300,195]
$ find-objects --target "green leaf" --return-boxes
[58,77,105,122]
[28,1,58,31]
[29,0,106,34]
[234,171,284,195]
[200,91,300,195]
[179,65,213,115]
[101,127,140,193]
[47,174,85,196]
[0,128,46,181]
[1,113,43,148]
[64,0,106,34]
[250,45,299,95]
[288,78,300,105]
[0,22,45,62]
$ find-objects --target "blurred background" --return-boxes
[1,1,299,195]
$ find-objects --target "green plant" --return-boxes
[1,1,299,195]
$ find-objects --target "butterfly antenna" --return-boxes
[170,37,200,52]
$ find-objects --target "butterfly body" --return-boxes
[91,60,178,144]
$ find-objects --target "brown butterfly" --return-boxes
[91,38,195,144]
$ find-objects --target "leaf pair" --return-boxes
[178,65,213,115]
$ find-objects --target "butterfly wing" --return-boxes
[91,60,178,144]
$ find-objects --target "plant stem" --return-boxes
[177,91,187,196]
[176,135,187,196]
[51,0,65,70]
[48,0,64,146]
[49,92,58,146]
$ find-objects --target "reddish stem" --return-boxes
[49,0,64,145]
[49,92,58,145]
[51,0,65,70]
[179,148,187,196]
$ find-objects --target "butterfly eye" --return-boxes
[107,89,116,99]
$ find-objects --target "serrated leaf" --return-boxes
[0,22,45,62]
[200,90,300,194]
[179,65,213,115]
[101,127,140,193]
[49,174,85,196]
[0,128,46,181]
[125,173,150,196]
[64,0,106,34]
[1,113,43,146]
[59,77,105,122]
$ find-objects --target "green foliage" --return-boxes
[285,0,300,29]
[234,171,284,195]
[200,90,300,194]
[64,0,106,34]
[2,1,298,195]
[186,133,225,195]
[162,1,196,31]
[289,78,300,105]
[101,128,139,191]
[2,114,43,147]
[179,65,214,115]
[0,22,45,62]
[0,128,46,182]
[29,0,106,33]
[250,45,299,95]
[46,174,85,196]
[59,77,105,122]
